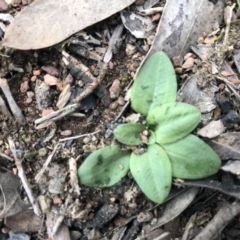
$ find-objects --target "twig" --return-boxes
[104,24,124,63]
[8,137,41,216]
[182,213,197,240]
[59,130,101,142]
[217,76,240,101]
[0,95,13,119]
[0,151,13,162]
[223,4,236,46]
[35,142,60,183]
[0,78,25,123]
[34,103,84,128]
[193,201,240,240]
[69,157,81,196]
[74,63,107,103]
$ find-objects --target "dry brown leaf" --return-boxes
[2,0,134,50]
[221,70,233,77]
[228,78,240,84]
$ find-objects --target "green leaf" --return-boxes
[131,51,177,116]
[114,123,145,145]
[162,134,221,179]
[130,144,172,203]
[78,145,131,187]
[148,130,156,145]
[147,102,201,144]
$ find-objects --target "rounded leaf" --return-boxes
[78,145,131,187]
[131,52,177,116]
[114,123,145,145]
[130,144,172,203]
[147,102,201,144]
[162,134,221,179]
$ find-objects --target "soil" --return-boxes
[1,1,240,240]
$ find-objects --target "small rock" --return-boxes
[126,44,137,57]
[142,44,150,52]
[217,96,231,114]
[8,231,30,240]
[197,120,225,138]
[60,130,72,136]
[70,230,82,240]
[117,96,125,105]
[222,110,240,129]
[105,129,113,138]
[35,80,53,110]
[182,57,194,69]
[109,100,119,109]
[126,113,141,123]
[175,67,183,74]
[172,55,183,67]
[152,13,161,22]
[42,108,54,117]
[109,79,121,99]
[0,0,8,11]
[183,53,193,60]
[65,73,74,85]
[31,76,37,82]
[93,204,119,228]
[44,74,58,86]
[108,61,114,69]
[41,65,59,77]
[221,70,233,77]
[33,69,41,76]
[83,137,91,144]
[20,80,29,92]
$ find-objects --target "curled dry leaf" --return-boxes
[2,0,135,49]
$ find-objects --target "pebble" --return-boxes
[83,137,91,144]
[8,231,30,240]
[20,80,29,92]
[109,100,119,109]
[172,55,183,67]
[93,204,119,228]
[0,0,8,11]
[41,65,59,77]
[105,129,113,138]
[44,74,58,86]
[175,67,183,74]
[70,231,82,240]
[109,79,121,99]
[126,44,137,57]
[117,96,125,105]
[31,76,37,82]
[60,130,72,136]
[33,69,41,76]
[152,13,161,22]
[182,57,194,69]
[197,120,226,138]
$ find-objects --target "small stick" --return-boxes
[104,24,124,63]
[69,157,81,196]
[223,4,236,46]
[193,202,240,240]
[0,78,25,123]
[73,62,107,103]
[34,103,84,129]
[0,95,13,119]
[35,142,60,183]
[182,213,197,240]
[59,130,101,142]
[8,137,41,216]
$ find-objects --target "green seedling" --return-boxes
[78,52,221,203]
